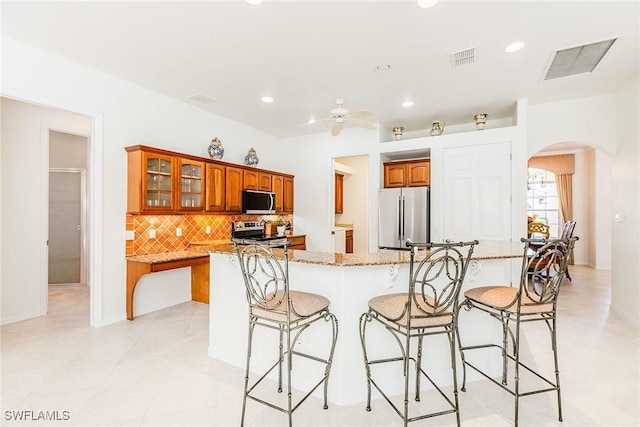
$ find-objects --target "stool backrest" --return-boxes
[408,240,478,319]
[560,220,576,239]
[235,243,289,312]
[521,236,578,307]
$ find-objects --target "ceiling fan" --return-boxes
[319,99,376,136]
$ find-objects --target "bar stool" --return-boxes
[359,240,478,426]
[457,236,578,427]
[234,241,339,427]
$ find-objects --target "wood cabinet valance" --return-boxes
[126,145,294,214]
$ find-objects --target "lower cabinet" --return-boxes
[345,230,353,253]
[288,235,306,250]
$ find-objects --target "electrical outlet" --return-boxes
[176,228,182,237]
[149,229,156,239]
[124,230,135,240]
[205,226,211,235]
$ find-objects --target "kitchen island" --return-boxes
[199,241,524,405]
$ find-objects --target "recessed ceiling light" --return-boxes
[376,64,391,72]
[402,100,414,108]
[307,118,316,124]
[261,96,274,103]
[505,42,525,53]
[417,0,439,9]
[244,0,264,5]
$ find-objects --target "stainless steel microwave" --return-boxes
[242,190,276,214]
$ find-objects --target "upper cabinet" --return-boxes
[283,176,294,213]
[205,163,225,212]
[127,147,176,213]
[335,173,344,214]
[126,145,295,214]
[383,159,431,188]
[177,159,204,211]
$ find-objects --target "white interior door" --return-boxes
[443,141,511,241]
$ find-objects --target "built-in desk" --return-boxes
[126,251,210,320]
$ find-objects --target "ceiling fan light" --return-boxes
[417,0,439,9]
[402,100,414,107]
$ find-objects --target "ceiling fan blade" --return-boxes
[331,122,343,136]
[349,118,377,130]
[347,110,373,118]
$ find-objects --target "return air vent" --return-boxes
[451,47,476,67]
[544,38,617,80]
[188,93,217,104]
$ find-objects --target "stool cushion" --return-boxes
[368,293,452,328]
[252,290,330,322]
[464,286,553,314]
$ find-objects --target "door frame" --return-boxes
[39,114,104,327]
[48,167,87,286]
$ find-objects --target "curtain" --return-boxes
[556,174,574,264]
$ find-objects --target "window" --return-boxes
[527,167,560,237]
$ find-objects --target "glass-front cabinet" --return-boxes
[145,153,175,210]
[178,159,204,211]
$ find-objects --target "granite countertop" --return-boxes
[126,250,209,264]
[189,239,525,267]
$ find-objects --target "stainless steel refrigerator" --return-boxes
[378,187,430,250]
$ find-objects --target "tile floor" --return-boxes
[1,266,638,426]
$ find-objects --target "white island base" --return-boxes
[208,242,523,406]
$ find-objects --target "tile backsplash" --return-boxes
[125,213,292,256]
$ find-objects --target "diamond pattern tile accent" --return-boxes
[126,213,293,256]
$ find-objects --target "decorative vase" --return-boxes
[474,113,488,130]
[277,225,286,236]
[244,147,259,167]
[392,126,404,141]
[208,137,224,160]
[430,120,445,136]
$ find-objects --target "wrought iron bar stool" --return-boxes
[359,240,478,427]
[234,240,339,427]
[457,236,578,427]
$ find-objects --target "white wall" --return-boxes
[1,37,280,325]
[586,148,613,270]
[612,72,640,325]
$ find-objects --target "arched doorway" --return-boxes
[527,142,612,271]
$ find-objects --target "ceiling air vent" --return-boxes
[544,38,617,80]
[188,93,217,104]
[451,47,476,67]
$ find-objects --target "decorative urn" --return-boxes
[208,137,224,160]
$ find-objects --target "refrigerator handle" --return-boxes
[397,196,402,241]
[401,196,405,239]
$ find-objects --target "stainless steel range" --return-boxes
[231,220,288,245]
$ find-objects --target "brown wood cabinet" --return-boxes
[243,169,258,190]
[126,147,176,214]
[205,163,225,212]
[272,174,284,212]
[335,173,344,214]
[288,235,306,250]
[126,145,295,214]
[225,166,243,212]
[258,173,272,191]
[177,158,204,211]
[283,176,294,213]
[383,159,431,188]
[345,229,353,253]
